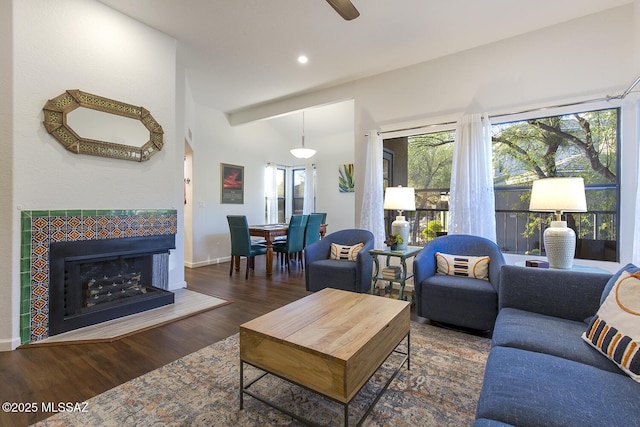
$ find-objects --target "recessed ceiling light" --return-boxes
[297,55,308,64]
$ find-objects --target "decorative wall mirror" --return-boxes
[43,90,164,162]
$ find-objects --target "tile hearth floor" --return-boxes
[24,289,229,346]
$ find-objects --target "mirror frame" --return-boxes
[43,90,164,162]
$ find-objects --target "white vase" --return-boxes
[391,215,409,251]
[543,221,576,269]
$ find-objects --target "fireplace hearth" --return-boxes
[49,235,175,336]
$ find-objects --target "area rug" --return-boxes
[34,322,490,426]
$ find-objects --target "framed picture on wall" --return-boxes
[338,163,355,193]
[221,163,244,204]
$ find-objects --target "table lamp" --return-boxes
[383,186,416,251]
[529,177,587,269]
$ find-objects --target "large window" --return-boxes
[266,166,311,223]
[404,107,620,261]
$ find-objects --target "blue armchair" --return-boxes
[304,229,374,293]
[413,234,505,331]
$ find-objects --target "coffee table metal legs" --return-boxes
[239,332,410,426]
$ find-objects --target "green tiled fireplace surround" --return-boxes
[20,209,177,344]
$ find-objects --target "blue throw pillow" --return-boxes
[601,263,640,305]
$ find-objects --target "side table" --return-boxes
[369,246,423,300]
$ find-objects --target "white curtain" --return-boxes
[264,163,278,224]
[359,131,386,248]
[303,163,315,214]
[448,113,497,242]
[634,171,640,265]
[634,101,640,265]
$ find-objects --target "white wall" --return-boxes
[0,0,15,350]
[229,4,640,271]
[313,130,356,233]
[3,0,183,350]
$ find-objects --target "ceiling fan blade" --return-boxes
[326,0,360,21]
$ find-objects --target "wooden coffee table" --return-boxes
[239,288,410,426]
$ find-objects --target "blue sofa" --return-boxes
[475,265,640,426]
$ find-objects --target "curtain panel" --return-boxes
[359,131,386,249]
[448,113,497,243]
[303,163,315,214]
[634,101,640,265]
[265,163,278,224]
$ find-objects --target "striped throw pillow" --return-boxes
[330,243,364,261]
[435,252,490,280]
[582,270,640,383]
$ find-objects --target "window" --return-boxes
[265,166,313,223]
[407,130,454,244]
[275,167,286,223]
[403,107,620,261]
[265,166,286,224]
[493,108,619,260]
[292,168,305,216]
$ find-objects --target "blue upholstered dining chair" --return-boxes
[301,213,324,268]
[304,229,374,293]
[413,234,506,331]
[273,214,308,270]
[226,215,267,279]
[304,213,324,248]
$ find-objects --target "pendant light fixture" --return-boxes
[290,111,316,159]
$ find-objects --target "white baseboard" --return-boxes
[167,280,187,291]
[0,336,22,352]
[184,257,231,269]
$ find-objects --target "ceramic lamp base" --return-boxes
[543,220,576,269]
[391,215,409,251]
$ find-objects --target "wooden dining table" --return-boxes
[246,223,327,276]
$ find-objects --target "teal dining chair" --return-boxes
[302,213,324,267]
[273,214,308,271]
[304,213,324,248]
[227,215,267,279]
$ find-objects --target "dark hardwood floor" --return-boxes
[0,258,321,427]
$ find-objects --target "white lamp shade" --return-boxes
[290,147,316,159]
[529,177,587,213]
[384,186,416,211]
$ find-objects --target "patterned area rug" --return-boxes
[34,322,490,427]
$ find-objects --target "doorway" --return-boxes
[184,140,194,266]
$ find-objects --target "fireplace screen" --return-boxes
[73,255,156,314]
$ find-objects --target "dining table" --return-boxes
[246,223,327,276]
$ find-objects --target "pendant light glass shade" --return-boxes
[290,111,316,159]
[290,146,316,159]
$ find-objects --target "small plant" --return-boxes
[384,234,404,248]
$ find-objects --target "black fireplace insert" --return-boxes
[49,235,175,336]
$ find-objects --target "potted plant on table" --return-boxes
[384,234,404,251]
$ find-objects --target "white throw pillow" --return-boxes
[435,252,490,280]
[582,270,640,382]
[330,243,364,261]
